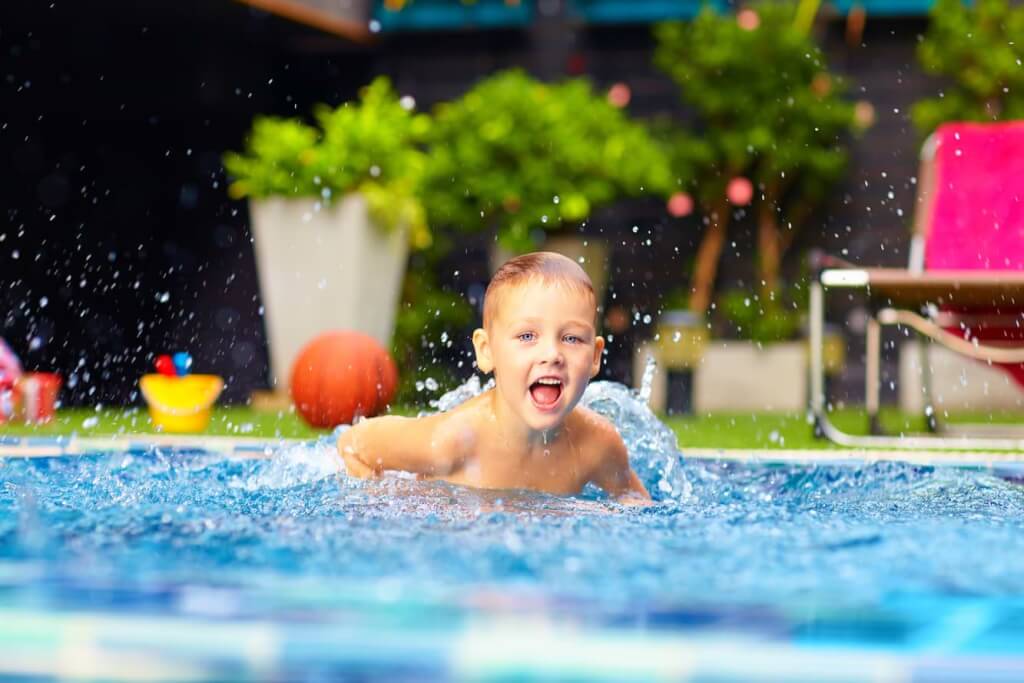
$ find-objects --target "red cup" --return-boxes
[15,372,62,423]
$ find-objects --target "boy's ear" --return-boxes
[472,328,494,374]
[590,335,605,378]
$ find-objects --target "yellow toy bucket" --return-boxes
[139,374,224,433]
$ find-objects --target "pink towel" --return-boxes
[926,121,1024,270]
[925,121,1024,388]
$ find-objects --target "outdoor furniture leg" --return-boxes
[866,316,883,435]
[919,333,939,432]
[811,268,1024,450]
[809,281,827,439]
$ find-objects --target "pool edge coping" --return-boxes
[1,434,1023,466]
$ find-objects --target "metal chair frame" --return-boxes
[809,133,1024,451]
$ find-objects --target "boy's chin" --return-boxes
[523,400,568,431]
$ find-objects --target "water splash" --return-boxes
[637,353,657,405]
[426,374,494,414]
[240,438,341,491]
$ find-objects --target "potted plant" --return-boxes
[421,69,675,299]
[652,2,864,411]
[224,78,431,392]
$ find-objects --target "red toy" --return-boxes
[290,331,399,428]
[154,354,177,377]
[15,372,62,423]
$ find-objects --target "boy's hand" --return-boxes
[615,490,654,507]
[337,429,378,479]
[341,447,377,479]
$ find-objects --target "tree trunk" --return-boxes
[757,189,782,299]
[778,198,812,259]
[688,199,731,316]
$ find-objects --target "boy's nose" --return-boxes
[539,340,565,364]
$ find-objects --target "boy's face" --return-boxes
[473,279,604,433]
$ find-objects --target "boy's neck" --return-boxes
[488,388,565,450]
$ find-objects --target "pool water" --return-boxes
[2,381,1024,681]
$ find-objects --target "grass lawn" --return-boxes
[2,405,1022,452]
[0,407,328,440]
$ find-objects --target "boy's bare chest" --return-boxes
[443,441,592,496]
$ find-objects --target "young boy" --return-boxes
[337,251,650,504]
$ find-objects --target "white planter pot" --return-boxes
[634,340,807,413]
[694,341,807,412]
[899,340,1024,412]
[249,194,408,389]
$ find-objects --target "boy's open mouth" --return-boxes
[529,377,562,408]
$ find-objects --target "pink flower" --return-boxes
[737,8,760,31]
[727,177,754,206]
[667,192,694,217]
[607,83,631,108]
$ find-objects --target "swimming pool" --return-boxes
[2,381,1024,681]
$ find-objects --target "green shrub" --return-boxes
[391,262,474,404]
[718,289,803,344]
[913,0,1024,136]
[423,69,675,252]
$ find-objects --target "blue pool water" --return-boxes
[2,381,1024,681]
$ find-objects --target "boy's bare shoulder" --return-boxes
[569,405,628,459]
[428,392,490,456]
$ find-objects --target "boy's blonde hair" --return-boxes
[483,251,596,328]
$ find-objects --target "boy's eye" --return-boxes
[563,335,582,344]
[517,332,536,342]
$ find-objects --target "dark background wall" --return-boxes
[0,0,933,406]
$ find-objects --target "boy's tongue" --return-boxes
[530,382,560,406]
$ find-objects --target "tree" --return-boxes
[913,0,1024,136]
[654,3,863,326]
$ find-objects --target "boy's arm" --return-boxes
[337,414,459,479]
[590,434,651,505]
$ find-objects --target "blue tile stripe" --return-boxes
[0,434,312,458]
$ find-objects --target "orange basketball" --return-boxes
[289,330,399,428]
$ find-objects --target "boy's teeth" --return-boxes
[537,378,561,385]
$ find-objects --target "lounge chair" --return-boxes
[809,121,1024,450]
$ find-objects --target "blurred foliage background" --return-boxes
[220,0,1024,393]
